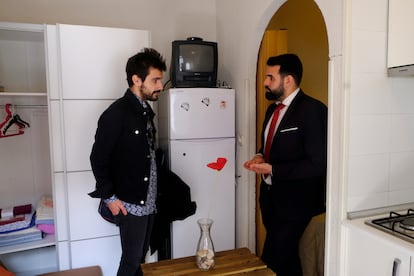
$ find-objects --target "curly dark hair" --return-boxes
[126,48,167,87]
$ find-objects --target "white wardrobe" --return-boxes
[0,22,150,275]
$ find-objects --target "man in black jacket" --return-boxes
[244,54,327,276]
[89,48,166,276]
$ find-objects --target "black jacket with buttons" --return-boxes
[89,89,155,206]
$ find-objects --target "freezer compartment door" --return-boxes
[169,138,235,258]
[168,88,235,139]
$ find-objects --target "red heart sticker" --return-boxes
[207,157,227,171]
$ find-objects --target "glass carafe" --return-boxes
[196,218,215,270]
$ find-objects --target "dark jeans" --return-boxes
[116,213,154,276]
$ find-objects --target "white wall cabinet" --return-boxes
[0,21,150,275]
[56,24,149,100]
[71,236,121,275]
[387,0,414,75]
[61,100,113,172]
[344,223,413,276]
[47,23,150,274]
[66,171,118,240]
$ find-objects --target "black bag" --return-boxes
[98,199,115,224]
[155,148,197,222]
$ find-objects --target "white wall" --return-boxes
[0,0,218,84]
[346,0,414,213]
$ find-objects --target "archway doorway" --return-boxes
[255,0,329,269]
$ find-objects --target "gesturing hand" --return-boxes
[243,154,272,175]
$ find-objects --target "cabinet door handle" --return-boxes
[392,258,401,276]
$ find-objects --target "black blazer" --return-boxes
[89,89,155,205]
[260,90,327,219]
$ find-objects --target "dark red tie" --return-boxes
[264,103,285,162]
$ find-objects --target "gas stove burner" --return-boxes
[400,218,414,231]
[365,208,414,244]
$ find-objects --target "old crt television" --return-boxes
[170,37,218,88]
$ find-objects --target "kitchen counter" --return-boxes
[344,214,414,253]
[343,212,414,276]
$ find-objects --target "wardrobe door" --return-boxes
[67,171,118,241]
[71,236,121,275]
[46,24,150,274]
[54,172,68,241]
[49,101,64,172]
[56,24,150,100]
[45,25,59,100]
[62,100,112,172]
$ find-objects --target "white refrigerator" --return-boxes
[158,87,236,258]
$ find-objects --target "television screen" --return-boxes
[170,38,218,88]
[178,44,215,73]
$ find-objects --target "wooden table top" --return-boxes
[142,247,275,275]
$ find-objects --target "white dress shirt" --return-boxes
[263,88,300,184]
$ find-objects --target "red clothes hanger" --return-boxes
[0,103,30,138]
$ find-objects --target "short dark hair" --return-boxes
[266,53,303,86]
[126,48,167,87]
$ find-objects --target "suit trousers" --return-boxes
[259,182,310,276]
[116,213,155,276]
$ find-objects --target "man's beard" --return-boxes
[140,85,161,101]
[265,84,284,101]
[146,90,161,101]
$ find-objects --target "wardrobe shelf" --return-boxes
[0,234,55,255]
[0,92,47,97]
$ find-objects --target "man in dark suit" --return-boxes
[244,53,327,276]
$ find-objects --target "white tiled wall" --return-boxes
[347,0,414,212]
